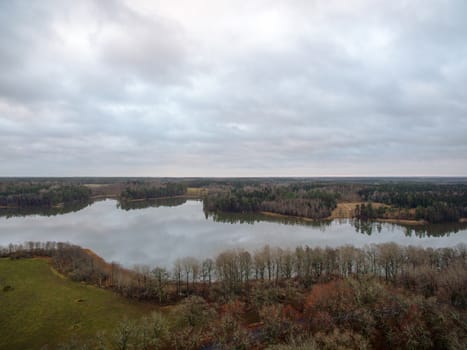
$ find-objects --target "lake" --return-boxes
[1,199,466,268]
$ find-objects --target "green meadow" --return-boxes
[0,258,155,350]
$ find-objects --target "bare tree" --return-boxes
[173,259,182,296]
[202,258,214,285]
[152,267,169,303]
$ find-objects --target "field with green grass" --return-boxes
[0,258,155,350]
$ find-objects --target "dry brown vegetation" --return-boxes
[1,241,466,349]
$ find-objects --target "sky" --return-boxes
[1,0,466,177]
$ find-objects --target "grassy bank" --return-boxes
[0,258,155,350]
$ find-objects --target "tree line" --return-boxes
[2,241,465,309]
[0,182,91,208]
[2,179,466,224]
[357,183,467,223]
[120,183,187,201]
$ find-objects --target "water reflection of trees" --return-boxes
[205,210,333,228]
[403,222,467,237]
[352,219,467,237]
[117,198,188,211]
[352,219,383,236]
[0,201,91,219]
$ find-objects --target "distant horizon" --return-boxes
[2,175,467,179]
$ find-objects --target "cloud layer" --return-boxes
[1,0,466,176]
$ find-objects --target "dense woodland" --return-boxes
[357,183,467,223]
[2,241,466,349]
[203,186,339,219]
[203,181,467,224]
[0,182,91,208]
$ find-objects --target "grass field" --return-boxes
[186,187,208,196]
[0,258,155,350]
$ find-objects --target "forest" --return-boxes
[356,183,467,223]
[1,241,466,349]
[202,180,467,224]
[0,181,91,208]
[203,185,339,219]
[2,178,466,224]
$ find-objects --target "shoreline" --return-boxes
[260,210,442,227]
[2,200,466,226]
[118,194,202,202]
[375,218,427,226]
[90,194,118,200]
[259,211,326,222]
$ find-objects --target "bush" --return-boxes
[3,285,13,292]
[112,319,138,350]
[172,295,216,329]
[212,313,253,350]
[136,312,169,350]
[260,304,301,344]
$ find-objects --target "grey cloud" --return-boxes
[0,0,466,176]
[97,8,190,84]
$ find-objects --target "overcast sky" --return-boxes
[1,0,466,177]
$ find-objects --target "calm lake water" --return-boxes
[1,199,466,268]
